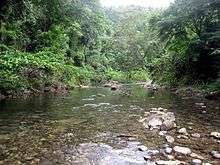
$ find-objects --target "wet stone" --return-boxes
[156,160,184,165]
[191,133,201,138]
[173,146,191,155]
[210,132,220,139]
[165,135,175,143]
[192,159,202,165]
[190,153,204,160]
[164,147,172,154]
[178,128,188,135]
[211,151,220,159]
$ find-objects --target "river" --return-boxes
[0,84,219,164]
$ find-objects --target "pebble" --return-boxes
[195,103,205,106]
[166,155,174,160]
[177,135,189,139]
[211,151,220,159]
[210,132,220,139]
[192,159,202,165]
[165,147,173,154]
[173,146,192,155]
[165,135,175,143]
[159,131,167,136]
[191,133,201,138]
[156,160,183,165]
[178,128,188,135]
[190,153,204,160]
[161,120,176,131]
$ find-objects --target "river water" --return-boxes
[0,84,219,164]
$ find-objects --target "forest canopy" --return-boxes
[0,0,219,95]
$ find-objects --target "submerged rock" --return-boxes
[97,93,106,97]
[173,146,191,155]
[61,143,158,165]
[0,93,6,100]
[111,86,118,91]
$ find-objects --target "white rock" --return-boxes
[161,120,176,131]
[173,146,192,155]
[156,160,183,165]
[192,159,202,165]
[148,118,163,128]
[195,103,205,106]
[138,117,147,123]
[166,155,174,160]
[211,132,220,139]
[190,153,204,160]
[177,135,189,139]
[159,131,167,136]
[211,151,220,159]
[178,128,188,135]
[165,136,175,143]
[165,147,173,154]
[191,133,201,138]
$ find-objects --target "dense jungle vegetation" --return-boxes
[0,0,219,95]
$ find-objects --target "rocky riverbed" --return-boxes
[0,84,219,164]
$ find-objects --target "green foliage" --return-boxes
[0,0,219,94]
[150,0,220,87]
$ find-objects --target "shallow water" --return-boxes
[0,84,219,164]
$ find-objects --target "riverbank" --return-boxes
[1,80,220,101]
